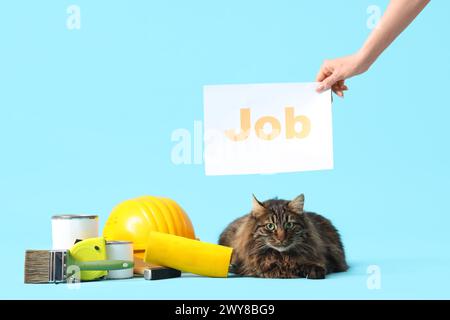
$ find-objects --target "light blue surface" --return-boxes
[1,0,449,299]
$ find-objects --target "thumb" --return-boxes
[317,73,340,92]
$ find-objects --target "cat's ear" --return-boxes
[289,194,305,214]
[251,194,265,218]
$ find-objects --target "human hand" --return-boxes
[316,53,369,97]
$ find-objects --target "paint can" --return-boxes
[51,214,99,249]
[106,241,134,279]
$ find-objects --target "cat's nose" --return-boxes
[276,229,286,242]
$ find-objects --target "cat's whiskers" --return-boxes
[249,240,270,254]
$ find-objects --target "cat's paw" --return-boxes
[299,264,326,279]
[258,271,281,278]
[257,270,300,279]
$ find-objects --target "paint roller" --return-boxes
[144,231,233,277]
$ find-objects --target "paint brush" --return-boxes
[24,250,134,284]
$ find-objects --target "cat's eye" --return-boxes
[284,222,294,229]
[266,223,276,231]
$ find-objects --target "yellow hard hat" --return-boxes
[103,196,195,255]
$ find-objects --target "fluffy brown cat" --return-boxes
[219,194,348,279]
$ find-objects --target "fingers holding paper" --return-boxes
[315,54,367,97]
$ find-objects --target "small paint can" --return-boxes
[51,214,99,249]
[106,241,134,279]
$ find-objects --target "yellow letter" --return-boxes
[225,108,251,141]
[285,107,310,139]
[255,116,281,140]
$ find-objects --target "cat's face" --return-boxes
[251,194,306,252]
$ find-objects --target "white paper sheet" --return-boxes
[203,82,333,175]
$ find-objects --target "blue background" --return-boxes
[1,0,449,299]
